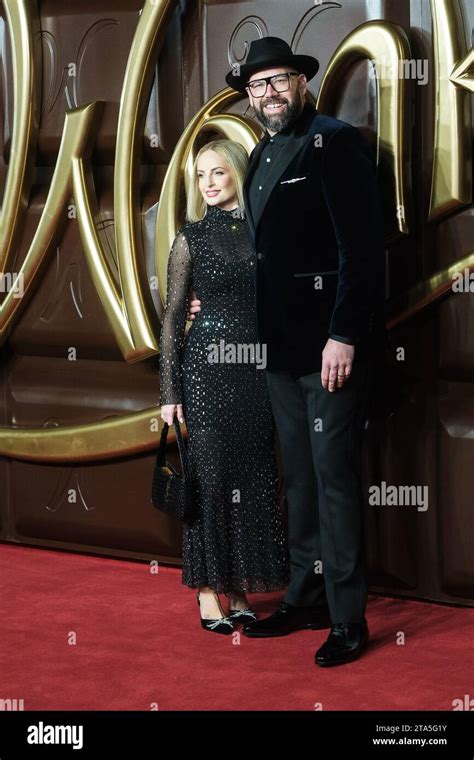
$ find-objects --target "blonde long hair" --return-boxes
[186,139,249,222]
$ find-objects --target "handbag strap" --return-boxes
[173,418,190,471]
[156,421,170,467]
[156,416,190,470]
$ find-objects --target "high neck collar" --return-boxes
[206,202,244,218]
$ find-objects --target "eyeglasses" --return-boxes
[245,72,300,97]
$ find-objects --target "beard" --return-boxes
[253,92,303,132]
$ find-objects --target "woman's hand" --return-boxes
[186,289,201,321]
[161,403,185,425]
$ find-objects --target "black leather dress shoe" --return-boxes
[314,619,369,666]
[243,602,331,638]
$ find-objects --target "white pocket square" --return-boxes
[280,176,307,184]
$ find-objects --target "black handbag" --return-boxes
[150,417,197,523]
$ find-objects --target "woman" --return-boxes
[159,139,289,634]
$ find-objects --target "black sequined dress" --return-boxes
[159,202,290,593]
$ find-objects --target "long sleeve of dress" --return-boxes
[158,231,192,406]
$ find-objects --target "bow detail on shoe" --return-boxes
[206,617,233,630]
[230,609,257,620]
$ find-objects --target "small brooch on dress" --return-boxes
[231,206,246,220]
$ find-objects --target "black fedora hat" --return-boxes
[225,36,319,93]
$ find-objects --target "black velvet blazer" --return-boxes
[243,101,386,376]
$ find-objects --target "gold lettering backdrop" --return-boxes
[0,0,472,459]
[0,0,472,601]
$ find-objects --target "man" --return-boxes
[187,36,386,666]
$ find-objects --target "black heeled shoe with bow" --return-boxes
[197,592,234,635]
[228,608,257,625]
[225,592,257,625]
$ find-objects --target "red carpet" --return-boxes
[1,544,472,711]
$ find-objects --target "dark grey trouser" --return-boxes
[265,359,373,623]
